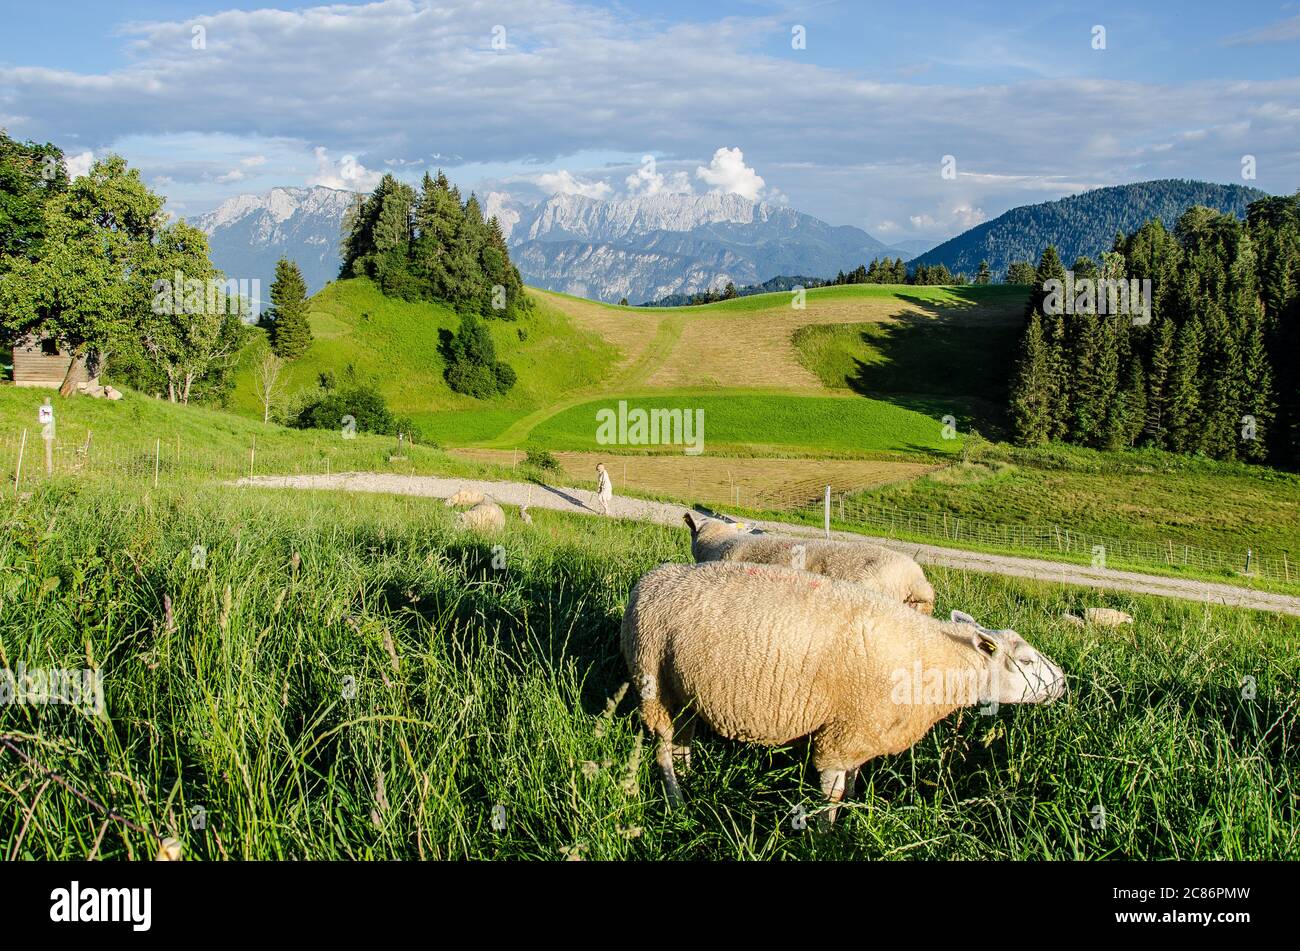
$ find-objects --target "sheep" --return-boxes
[444,488,487,508]
[457,501,506,532]
[683,511,936,614]
[519,505,533,525]
[621,560,1064,820]
[1084,607,1133,627]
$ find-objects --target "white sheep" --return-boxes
[1084,607,1133,627]
[457,501,506,532]
[621,560,1064,819]
[444,488,487,507]
[683,512,936,614]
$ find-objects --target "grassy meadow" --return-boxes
[1,480,1296,860]
[529,392,961,456]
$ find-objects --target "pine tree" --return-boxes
[1009,311,1054,445]
[975,260,991,285]
[268,258,313,359]
[1166,315,1204,452]
[1144,315,1176,447]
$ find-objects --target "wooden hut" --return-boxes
[11,335,95,390]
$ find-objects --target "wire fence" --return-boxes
[782,491,1295,585]
[0,428,426,489]
[5,429,1292,586]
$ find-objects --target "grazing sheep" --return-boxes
[683,512,936,614]
[457,501,506,532]
[444,488,487,508]
[621,561,1064,819]
[1084,607,1133,627]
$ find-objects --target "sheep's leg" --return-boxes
[635,678,683,805]
[818,767,848,827]
[843,766,858,801]
[656,738,683,804]
[672,715,697,775]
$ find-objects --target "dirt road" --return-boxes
[235,471,1300,617]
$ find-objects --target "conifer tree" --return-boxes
[1010,311,1054,445]
[268,258,313,359]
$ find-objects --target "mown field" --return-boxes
[1,480,1295,860]
[529,392,961,456]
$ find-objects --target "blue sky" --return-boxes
[2,0,1298,241]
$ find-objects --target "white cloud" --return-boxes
[306,146,382,191]
[1223,14,1300,46]
[64,150,93,178]
[535,169,612,199]
[695,147,766,200]
[909,204,987,232]
[625,155,693,196]
[2,2,1297,237]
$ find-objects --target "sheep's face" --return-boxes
[684,513,747,545]
[952,611,1065,704]
[904,579,937,615]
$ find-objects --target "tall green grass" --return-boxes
[1,481,1295,859]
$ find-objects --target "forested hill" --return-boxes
[912,180,1269,279]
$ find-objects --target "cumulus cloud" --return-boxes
[306,147,382,191]
[0,2,1296,237]
[535,169,612,199]
[695,147,766,200]
[64,150,93,179]
[625,155,693,196]
[214,155,269,184]
[909,204,987,233]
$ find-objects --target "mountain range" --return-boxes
[193,178,1273,305]
[195,187,920,304]
[909,179,1269,279]
[195,186,357,302]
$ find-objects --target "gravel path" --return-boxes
[235,471,1300,617]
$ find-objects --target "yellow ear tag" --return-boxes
[735,522,747,531]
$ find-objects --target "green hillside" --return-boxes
[229,278,618,442]
[228,279,1025,452]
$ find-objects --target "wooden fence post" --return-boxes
[154,438,160,488]
[15,429,28,493]
[824,485,831,539]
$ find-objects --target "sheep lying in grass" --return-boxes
[684,512,936,614]
[457,501,505,532]
[621,561,1064,820]
[444,488,486,508]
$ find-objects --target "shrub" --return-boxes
[524,448,561,472]
[491,361,517,393]
[293,384,397,435]
[445,361,501,400]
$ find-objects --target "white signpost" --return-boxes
[39,399,55,475]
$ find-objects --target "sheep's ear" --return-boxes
[683,512,700,536]
[950,610,978,625]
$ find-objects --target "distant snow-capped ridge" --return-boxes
[196,185,918,304]
[195,185,357,234]
[486,191,809,243]
[195,186,358,296]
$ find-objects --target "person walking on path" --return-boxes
[595,463,613,516]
